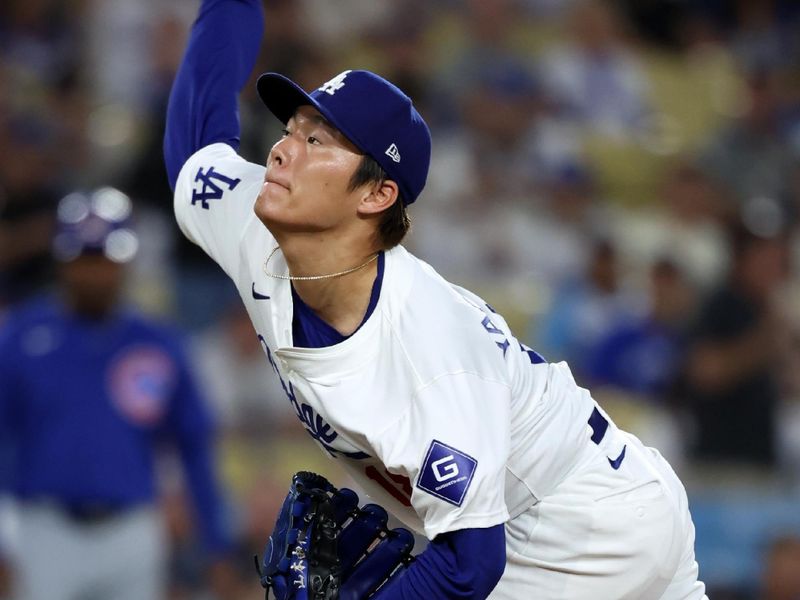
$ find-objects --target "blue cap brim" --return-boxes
[256,72,318,124]
[256,72,368,154]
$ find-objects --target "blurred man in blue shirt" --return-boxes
[0,188,236,600]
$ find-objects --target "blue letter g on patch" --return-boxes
[417,440,477,506]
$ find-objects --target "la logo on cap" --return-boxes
[318,70,352,96]
[385,143,401,163]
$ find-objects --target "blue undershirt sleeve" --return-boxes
[370,524,506,600]
[164,0,264,190]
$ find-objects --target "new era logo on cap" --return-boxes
[417,440,477,506]
[385,143,401,163]
[256,69,431,204]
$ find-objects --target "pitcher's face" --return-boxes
[255,106,365,237]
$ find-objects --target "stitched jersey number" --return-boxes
[364,465,413,507]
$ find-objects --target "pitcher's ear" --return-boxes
[359,179,399,216]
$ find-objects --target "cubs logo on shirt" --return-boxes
[108,345,176,426]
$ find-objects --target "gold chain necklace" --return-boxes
[262,246,379,281]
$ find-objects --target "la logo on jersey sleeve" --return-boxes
[417,440,477,506]
[191,166,241,209]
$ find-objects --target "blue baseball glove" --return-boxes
[257,471,415,600]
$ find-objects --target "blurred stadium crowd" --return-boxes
[2,0,800,598]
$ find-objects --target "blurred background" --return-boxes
[1,0,800,598]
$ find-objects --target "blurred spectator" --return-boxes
[728,0,800,75]
[617,0,697,51]
[300,0,394,48]
[651,160,731,286]
[0,115,60,310]
[586,257,694,398]
[0,189,237,600]
[354,3,432,109]
[431,0,542,198]
[531,238,645,380]
[482,161,602,286]
[0,0,89,183]
[460,62,542,198]
[406,0,550,280]
[434,0,536,105]
[700,68,798,220]
[538,0,653,140]
[0,0,83,96]
[608,159,731,291]
[760,535,800,600]
[0,0,92,313]
[681,220,791,467]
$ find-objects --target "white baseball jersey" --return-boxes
[175,143,709,599]
[174,143,614,540]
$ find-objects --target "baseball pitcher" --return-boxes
[164,1,708,598]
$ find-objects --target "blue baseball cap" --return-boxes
[256,70,431,205]
[53,187,139,263]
